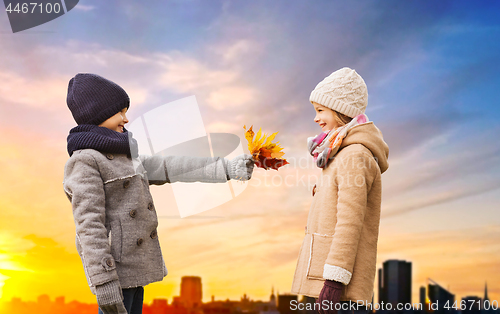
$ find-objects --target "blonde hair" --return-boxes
[333,110,353,126]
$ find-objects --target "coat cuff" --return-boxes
[88,256,120,286]
[323,264,352,285]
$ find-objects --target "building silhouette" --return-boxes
[179,276,203,309]
[269,286,276,308]
[459,282,498,314]
[300,295,317,314]
[0,295,98,314]
[261,286,279,314]
[427,278,455,313]
[277,293,298,314]
[483,282,490,310]
[484,282,489,302]
[462,296,482,314]
[378,259,412,307]
[419,285,436,312]
[419,286,426,307]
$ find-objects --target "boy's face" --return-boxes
[312,102,341,132]
[99,108,129,133]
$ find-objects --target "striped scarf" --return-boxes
[307,114,369,168]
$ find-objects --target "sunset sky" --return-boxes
[1,0,500,307]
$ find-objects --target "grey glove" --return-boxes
[95,280,127,314]
[225,154,255,181]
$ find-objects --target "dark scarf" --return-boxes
[67,124,139,157]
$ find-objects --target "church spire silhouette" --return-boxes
[269,285,277,307]
[484,281,489,301]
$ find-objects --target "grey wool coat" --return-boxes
[63,149,229,294]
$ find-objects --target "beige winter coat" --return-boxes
[291,122,389,305]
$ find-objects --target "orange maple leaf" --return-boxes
[243,125,289,170]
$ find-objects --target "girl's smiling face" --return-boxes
[99,108,129,133]
[312,102,341,132]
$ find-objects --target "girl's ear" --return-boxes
[332,110,353,126]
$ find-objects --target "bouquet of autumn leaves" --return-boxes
[244,125,289,170]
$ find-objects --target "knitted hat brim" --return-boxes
[310,91,363,118]
[85,98,130,126]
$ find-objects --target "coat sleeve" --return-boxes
[138,155,229,185]
[63,153,119,287]
[323,150,376,285]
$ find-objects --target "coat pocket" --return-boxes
[306,233,334,280]
[109,220,122,262]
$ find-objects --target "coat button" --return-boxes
[106,258,114,267]
[106,153,114,160]
[312,184,317,196]
[148,202,154,211]
[129,209,137,218]
[137,238,143,246]
[123,180,130,188]
[150,230,157,239]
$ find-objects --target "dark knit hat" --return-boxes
[67,73,130,125]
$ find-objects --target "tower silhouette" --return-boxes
[483,281,491,311]
[180,276,202,308]
[270,286,276,308]
[378,260,412,307]
[484,282,489,302]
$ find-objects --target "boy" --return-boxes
[63,73,254,314]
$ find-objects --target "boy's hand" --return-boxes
[96,280,127,314]
[225,154,255,181]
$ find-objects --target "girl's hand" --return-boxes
[316,280,344,314]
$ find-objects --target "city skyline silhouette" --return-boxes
[1,260,497,314]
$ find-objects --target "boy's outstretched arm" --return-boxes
[139,154,254,185]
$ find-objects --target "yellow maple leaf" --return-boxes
[243,125,289,170]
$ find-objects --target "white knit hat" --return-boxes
[309,67,368,118]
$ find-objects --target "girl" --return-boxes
[291,67,389,314]
[63,73,255,314]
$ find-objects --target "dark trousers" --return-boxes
[98,286,144,314]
